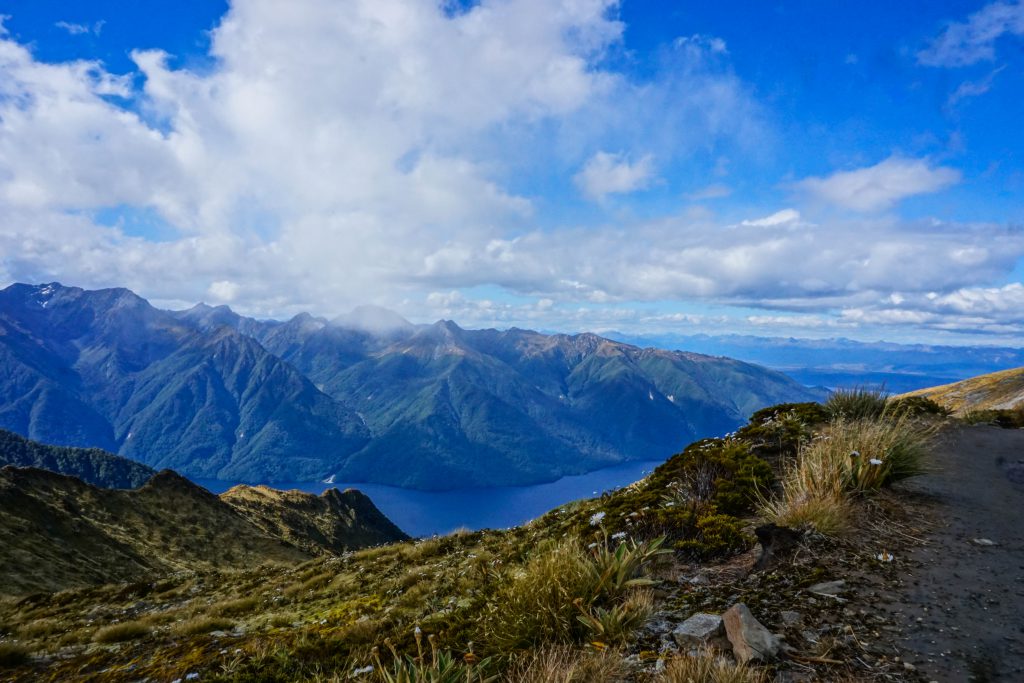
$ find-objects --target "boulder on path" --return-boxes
[672,612,724,647]
[723,603,782,663]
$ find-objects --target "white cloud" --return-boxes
[918,0,1024,67]
[741,208,800,227]
[795,157,961,212]
[946,66,1005,107]
[208,280,240,302]
[55,20,105,36]
[1,2,1021,343]
[574,151,655,201]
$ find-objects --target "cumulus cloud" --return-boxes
[795,157,961,212]
[0,0,768,320]
[574,151,655,201]
[918,0,1024,67]
[0,2,1021,343]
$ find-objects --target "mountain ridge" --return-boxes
[0,282,823,489]
[0,463,409,595]
[0,428,155,488]
[901,365,1024,415]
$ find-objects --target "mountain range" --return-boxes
[608,332,1024,393]
[0,282,822,489]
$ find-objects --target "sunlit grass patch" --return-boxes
[502,644,625,683]
[92,620,151,643]
[658,650,769,683]
[763,413,935,534]
[172,616,234,636]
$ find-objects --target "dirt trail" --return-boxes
[884,425,1024,682]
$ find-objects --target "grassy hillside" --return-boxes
[221,485,410,554]
[901,366,1024,414]
[0,429,154,489]
[0,467,408,596]
[0,397,944,682]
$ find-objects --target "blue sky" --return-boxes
[1,0,1023,343]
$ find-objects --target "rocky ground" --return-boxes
[628,423,1024,683]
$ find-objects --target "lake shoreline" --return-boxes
[192,458,666,538]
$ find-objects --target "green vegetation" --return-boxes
[0,398,947,681]
[0,428,155,489]
[963,406,1024,428]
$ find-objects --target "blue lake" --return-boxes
[194,459,664,538]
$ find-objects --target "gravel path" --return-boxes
[885,425,1024,682]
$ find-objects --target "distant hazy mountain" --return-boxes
[607,332,1024,393]
[0,283,821,489]
[902,366,1024,415]
[0,466,407,594]
[0,428,155,488]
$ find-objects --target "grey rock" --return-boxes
[780,610,802,625]
[807,579,846,596]
[723,603,782,663]
[672,613,724,647]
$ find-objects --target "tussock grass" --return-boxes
[172,616,234,636]
[761,491,852,536]
[92,620,151,643]
[502,645,625,682]
[658,651,769,683]
[763,413,936,534]
[211,596,259,616]
[482,541,595,650]
[482,536,665,651]
[825,387,889,420]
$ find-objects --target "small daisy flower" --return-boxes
[589,511,606,526]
